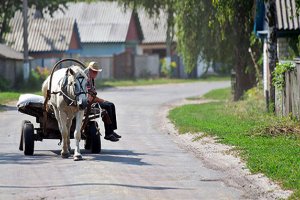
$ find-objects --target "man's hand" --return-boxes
[88,90,97,96]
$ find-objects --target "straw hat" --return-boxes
[87,61,102,72]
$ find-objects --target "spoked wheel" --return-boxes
[84,121,101,153]
[20,120,35,155]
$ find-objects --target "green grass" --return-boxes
[0,92,21,105]
[187,87,231,101]
[0,91,42,108]
[202,87,232,100]
[169,89,300,199]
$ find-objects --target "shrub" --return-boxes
[0,76,11,91]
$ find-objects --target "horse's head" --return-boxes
[65,67,88,110]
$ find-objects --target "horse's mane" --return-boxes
[70,65,88,79]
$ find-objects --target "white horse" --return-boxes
[42,65,88,161]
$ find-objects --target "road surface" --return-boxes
[0,81,286,200]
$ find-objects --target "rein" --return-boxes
[55,69,87,107]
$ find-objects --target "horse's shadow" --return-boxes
[0,149,150,166]
[48,149,150,166]
[0,105,17,111]
[85,149,151,166]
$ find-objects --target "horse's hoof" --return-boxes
[61,152,70,158]
[73,155,83,161]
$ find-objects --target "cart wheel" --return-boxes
[89,121,101,154]
[84,135,91,150]
[23,122,35,155]
[19,120,31,151]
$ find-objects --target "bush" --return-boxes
[0,76,11,91]
[15,67,50,92]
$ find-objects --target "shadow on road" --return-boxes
[0,105,17,111]
[84,149,151,166]
[0,153,53,165]
[0,149,150,166]
[0,182,191,191]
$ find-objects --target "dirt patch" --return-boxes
[159,99,293,200]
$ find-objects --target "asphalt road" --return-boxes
[0,81,260,200]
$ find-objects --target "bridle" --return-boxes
[58,69,88,107]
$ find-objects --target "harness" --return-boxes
[52,68,87,107]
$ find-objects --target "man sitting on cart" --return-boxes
[84,62,121,142]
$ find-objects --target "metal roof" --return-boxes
[276,0,300,31]
[0,43,24,60]
[50,2,133,43]
[6,11,77,52]
[138,9,167,44]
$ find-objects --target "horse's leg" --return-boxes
[73,111,84,161]
[55,110,70,158]
[66,117,73,153]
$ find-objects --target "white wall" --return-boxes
[134,55,160,77]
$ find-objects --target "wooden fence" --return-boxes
[275,59,300,118]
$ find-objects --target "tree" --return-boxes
[116,0,258,100]
[266,0,278,112]
[211,1,258,100]
[0,0,70,42]
[176,0,234,74]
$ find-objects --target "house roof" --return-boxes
[6,11,79,52]
[276,0,300,31]
[138,9,167,44]
[254,0,300,37]
[51,2,140,43]
[0,43,24,60]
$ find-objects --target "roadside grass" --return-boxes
[168,87,300,199]
[0,92,21,105]
[187,87,232,101]
[0,91,42,110]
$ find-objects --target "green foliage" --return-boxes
[0,76,11,91]
[115,0,258,99]
[272,62,296,90]
[160,58,177,77]
[14,67,49,91]
[0,0,74,42]
[169,88,300,196]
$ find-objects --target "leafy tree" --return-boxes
[176,0,234,74]
[212,0,258,100]
[0,0,72,42]
[117,0,259,100]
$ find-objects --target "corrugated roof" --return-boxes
[276,0,300,31]
[0,43,24,60]
[138,9,167,44]
[6,11,77,52]
[50,2,132,43]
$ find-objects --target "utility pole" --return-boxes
[267,0,278,112]
[22,0,29,81]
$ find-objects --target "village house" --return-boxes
[0,43,26,88]
[5,10,81,69]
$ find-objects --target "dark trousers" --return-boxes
[100,101,117,134]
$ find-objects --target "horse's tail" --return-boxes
[42,77,49,98]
